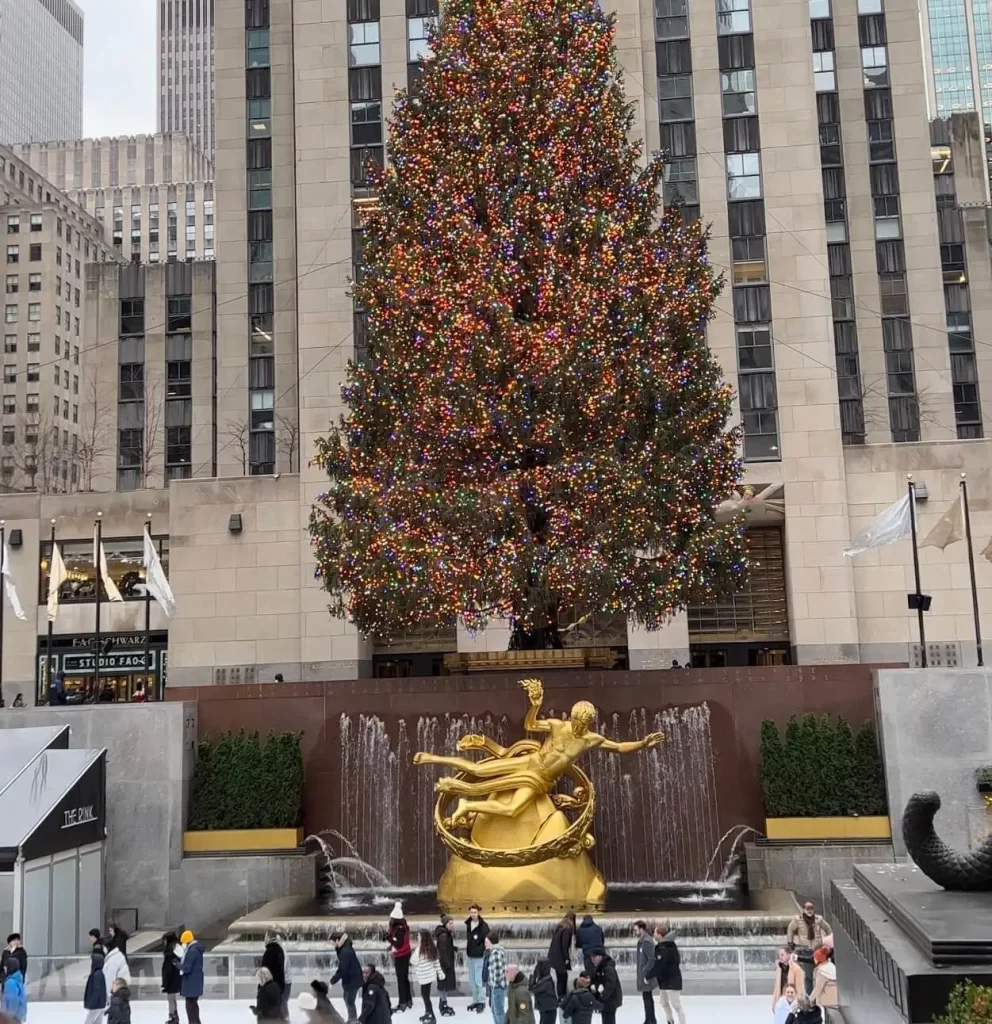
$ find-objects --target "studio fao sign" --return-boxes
[62,651,153,674]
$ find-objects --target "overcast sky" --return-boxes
[80,0,157,138]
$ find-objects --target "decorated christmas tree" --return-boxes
[310,0,746,649]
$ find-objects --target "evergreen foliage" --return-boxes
[934,981,992,1024]
[187,730,304,830]
[759,715,887,817]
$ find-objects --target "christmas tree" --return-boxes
[310,0,746,649]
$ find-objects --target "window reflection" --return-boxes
[40,537,169,604]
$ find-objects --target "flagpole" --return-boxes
[0,520,6,695]
[45,519,56,704]
[960,474,984,667]
[144,514,152,697]
[908,475,928,667]
[94,511,103,700]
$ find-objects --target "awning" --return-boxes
[0,744,105,865]
[0,724,70,797]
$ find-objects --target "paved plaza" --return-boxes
[29,994,776,1024]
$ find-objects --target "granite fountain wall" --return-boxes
[171,663,879,887]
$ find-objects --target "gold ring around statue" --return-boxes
[433,763,598,868]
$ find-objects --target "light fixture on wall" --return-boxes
[228,514,243,535]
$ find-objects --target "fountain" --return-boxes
[216,682,794,965]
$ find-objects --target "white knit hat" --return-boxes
[390,901,404,920]
[297,992,317,1011]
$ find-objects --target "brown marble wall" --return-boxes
[169,665,883,884]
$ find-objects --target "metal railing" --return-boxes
[25,945,780,1002]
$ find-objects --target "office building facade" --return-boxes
[12,136,215,264]
[0,0,84,146]
[6,0,992,696]
[158,0,216,163]
[0,145,118,495]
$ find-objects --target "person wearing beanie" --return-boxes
[179,930,205,1024]
[386,903,413,1012]
[432,917,456,1017]
[298,981,346,1024]
[251,967,283,1020]
[330,932,362,1023]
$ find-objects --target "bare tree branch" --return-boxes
[276,414,299,473]
[140,380,165,488]
[221,419,250,476]
[75,375,114,492]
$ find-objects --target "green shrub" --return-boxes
[759,714,887,817]
[975,765,992,787]
[934,981,992,1024]
[187,729,304,830]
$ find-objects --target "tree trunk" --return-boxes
[508,606,564,650]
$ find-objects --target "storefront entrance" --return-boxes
[36,631,168,704]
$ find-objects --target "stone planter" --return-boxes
[764,816,891,841]
[183,827,304,853]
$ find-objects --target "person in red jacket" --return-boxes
[386,903,413,1012]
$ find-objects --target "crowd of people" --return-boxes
[773,901,838,1024]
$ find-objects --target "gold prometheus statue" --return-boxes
[413,678,663,913]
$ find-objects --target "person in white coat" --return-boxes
[102,942,131,1003]
[411,930,445,1024]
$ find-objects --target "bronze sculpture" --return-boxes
[413,678,663,911]
[902,791,992,891]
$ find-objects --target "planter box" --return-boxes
[183,827,304,853]
[977,781,992,794]
[765,816,891,841]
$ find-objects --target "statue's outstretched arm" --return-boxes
[596,731,664,753]
[521,678,552,733]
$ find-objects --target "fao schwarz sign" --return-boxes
[62,805,97,829]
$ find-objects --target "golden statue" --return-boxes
[413,678,663,913]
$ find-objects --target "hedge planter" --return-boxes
[183,827,305,854]
[764,816,892,842]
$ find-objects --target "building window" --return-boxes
[6,246,18,264]
[5,216,18,235]
[407,16,434,59]
[655,0,689,38]
[119,363,144,402]
[721,69,756,116]
[3,364,14,384]
[26,394,38,413]
[349,22,381,66]
[250,389,275,431]
[351,101,383,145]
[717,0,751,34]
[4,305,16,323]
[726,152,761,199]
[2,397,14,414]
[4,275,16,295]
[247,28,270,67]
[26,363,39,382]
[3,336,13,353]
[27,303,40,321]
[29,244,41,261]
[248,98,272,138]
[809,0,830,15]
[659,75,694,121]
[30,214,42,232]
[248,169,273,210]
[737,326,779,461]
[862,46,888,87]
[813,51,836,91]
[168,295,192,332]
[28,273,40,292]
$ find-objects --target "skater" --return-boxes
[589,950,621,1024]
[811,948,837,1009]
[506,966,535,1024]
[547,914,575,1004]
[103,938,130,995]
[88,930,105,956]
[465,904,490,1013]
[108,926,129,959]
[634,922,656,1024]
[83,946,107,1024]
[646,924,683,1024]
[330,932,363,1024]
[529,960,558,1024]
[559,976,600,1024]
[162,932,183,1024]
[771,949,803,1012]
[106,978,131,1024]
[485,934,507,1024]
[387,903,413,1012]
[774,984,798,1024]
[262,933,288,1018]
[3,937,26,982]
[252,968,283,1020]
[433,917,457,1017]
[359,965,392,1024]
[299,981,346,1024]
[783,992,821,1024]
[0,957,25,1024]
[576,917,604,975]
[179,929,204,1024]
[412,930,445,1023]
[786,901,831,996]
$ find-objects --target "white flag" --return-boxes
[144,529,176,617]
[920,495,965,551]
[94,528,124,603]
[1,541,26,621]
[47,543,68,622]
[844,494,912,557]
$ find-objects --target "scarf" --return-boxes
[804,914,815,942]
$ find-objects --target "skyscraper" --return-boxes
[0,0,84,145]
[158,0,216,163]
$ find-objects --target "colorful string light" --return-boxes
[309,0,747,642]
